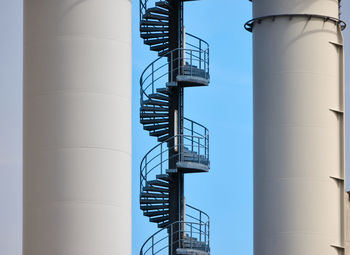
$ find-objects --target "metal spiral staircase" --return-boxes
[139,1,211,254]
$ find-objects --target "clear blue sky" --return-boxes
[0,1,349,255]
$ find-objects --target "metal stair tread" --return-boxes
[158,48,170,56]
[140,112,169,118]
[141,204,169,210]
[158,220,170,228]
[150,43,169,51]
[140,20,169,26]
[143,99,169,106]
[140,27,169,32]
[156,174,170,181]
[155,1,169,10]
[144,38,169,46]
[141,32,169,39]
[144,123,169,131]
[141,106,169,112]
[150,129,169,137]
[143,13,170,21]
[144,210,169,217]
[140,199,169,204]
[156,87,170,94]
[158,134,170,142]
[143,185,169,193]
[149,93,169,101]
[146,7,169,15]
[140,118,169,125]
[149,215,169,223]
[148,180,170,187]
[141,192,168,198]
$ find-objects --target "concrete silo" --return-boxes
[23,0,131,254]
[245,0,347,254]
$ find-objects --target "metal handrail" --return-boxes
[140,219,210,255]
[140,47,210,106]
[140,133,210,194]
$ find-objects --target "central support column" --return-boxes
[168,0,185,254]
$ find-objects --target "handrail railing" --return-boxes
[140,132,210,195]
[140,218,210,255]
[140,47,210,106]
[183,117,209,162]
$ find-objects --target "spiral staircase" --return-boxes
[139,1,211,254]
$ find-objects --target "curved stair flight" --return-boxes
[139,1,211,254]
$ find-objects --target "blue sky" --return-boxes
[1,1,350,255]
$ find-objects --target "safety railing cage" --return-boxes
[140,205,210,255]
[140,129,209,194]
[140,33,209,105]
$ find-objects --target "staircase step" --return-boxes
[149,93,169,101]
[143,185,169,193]
[140,27,169,32]
[150,215,169,223]
[144,99,169,106]
[150,129,169,137]
[147,7,169,15]
[144,123,169,131]
[140,112,169,118]
[158,48,169,57]
[158,134,170,142]
[141,20,168,26]
[151,43,169,52]
[141,192,168,198]
[155,1,170,10]
[141,204,169,211]
[141,33,169,40]
[144,38,169,46]
[156,174,170,181]
[140,198,169,204]
[143,13,169,21]
[144,210,169,217]
[141,32,169,39]
[158,220,170,228]
[141,106,169,112]
[140,118,169,125]
[148,180,170,187]
[156,87,169,94]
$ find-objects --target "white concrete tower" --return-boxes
[246,0,346,254]
[23,0,131,254]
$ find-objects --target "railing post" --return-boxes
[170,51,173,82]
[190,50,193,76]
[190,224,193,249]
[178,222,181,249]
[191,122,194,151]
[171,224,173,255]
[199,213,202,242]
[145,157,148,180]
[208,221,210,251]
[151,63,154,94]
[152,236,154,255]
[208,48,210,78]
[199,41,202,69]
[204,130,207,159]
[198,137,200,162]
[160,143,163,174]
[204,50,207,77]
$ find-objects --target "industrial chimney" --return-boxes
[245,0,346,254]
[23,0,132,254]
